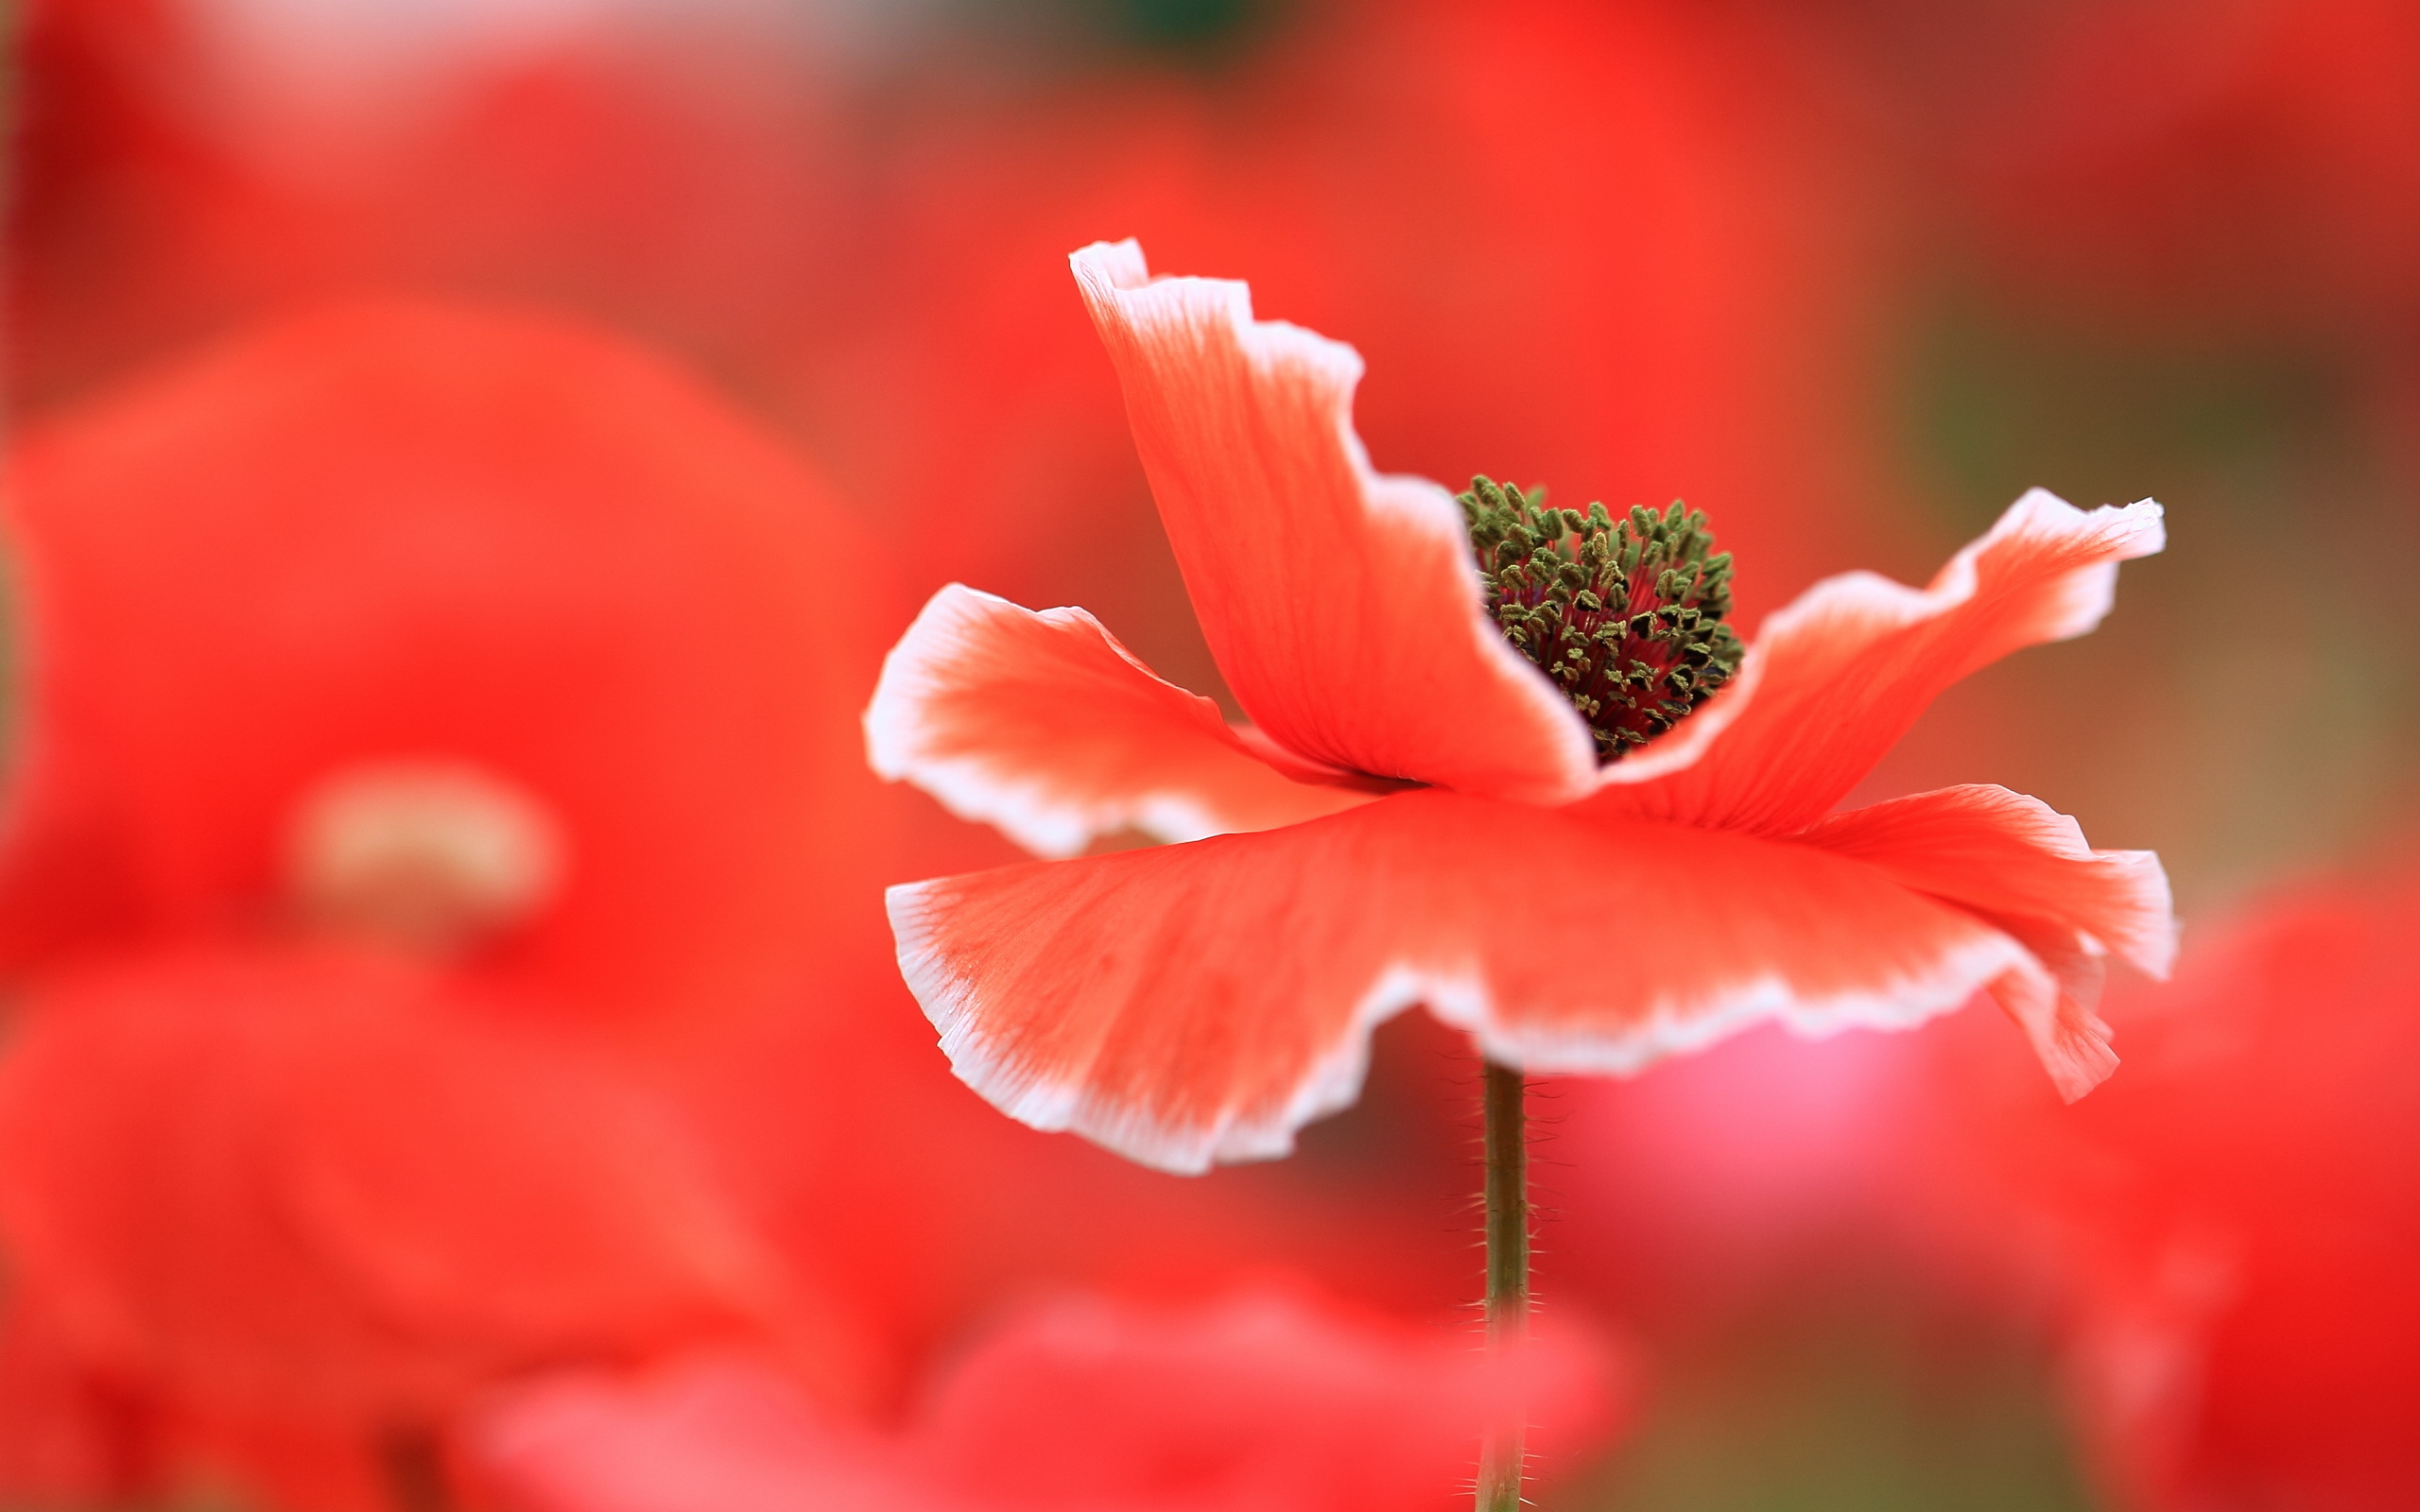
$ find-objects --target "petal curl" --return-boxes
[889,790,2045,1173]
[1799,783,2177,1100]
[865,585,1378,858]
[1587,490,2166,834]
[1070,240,1597,803]
[1977,918,2121,1103]
[1799,784,2175,979]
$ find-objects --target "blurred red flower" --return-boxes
[1956,866,2420,1511]
[0,298,889,1005]
[865,241,2175,1175]
[7,0,856,408]
[1949,0,2420,339]
[12,0,1910,646]
[0,301,892,1507]
[468,1282,1626,1512]
[0,947,824,1511]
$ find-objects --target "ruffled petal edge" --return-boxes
[866,584,1375,859]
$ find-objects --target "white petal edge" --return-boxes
[889,875,2061,1174]
[863,583,1253,860]
[893,872,1423,1177]
[1592,489,2168,793]
[1069,239,1600,803]
[1448,931,2053,1079]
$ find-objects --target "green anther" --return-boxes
[1459,475,1746,763]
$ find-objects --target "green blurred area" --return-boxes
[1564,1277,2098,1511]
[1891,291,2419,914]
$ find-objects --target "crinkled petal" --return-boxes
[888,790,2046,1174]
[1070,240,1596,803]
[1979,912,2121,1103]
[1798,783,2177,1100]
[865,584,1379,858]
[1799,784,2175,979]
[1587,490,2166,834]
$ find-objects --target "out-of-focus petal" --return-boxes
[0,1297,169,1507]
[470,1354,928,1512]
[916,1285,1620,1510]
[1586,490,2166,834]
[1069,241,1597,804]
[890,790,2045,1174]
[865,584,1379,859]
[467,1284,1624,1512]
[0,747,143,973]
[1942,868,2420,1508]
[0,300,891,1024]
[0,947,832,1426]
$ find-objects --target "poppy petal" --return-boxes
[1069,241,1597,802]
[1587,490,2165,833]
[918,1284,1623,1508]
[865,585,1379,859]
[889,790,2044,1173]
[1798,783,2176,1100]
[469,1353,927,1512]
[466,1284,1623,1512]
[0,300,891,1024]
[0,947,832,1421]
[1799,784,2175,980]
[1979,915,2120,1103]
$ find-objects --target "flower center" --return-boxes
[285,761,565,955]
[1460,476,1745,763]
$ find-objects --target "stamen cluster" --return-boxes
[1459,476,1745,763]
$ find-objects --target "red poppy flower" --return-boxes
[866,241,2175,1175]
[0,301,888,1505]
[0,296,887,1014]
[467,1282,1624,1512]
[0,947,808,1476]
[15,0,1905,644]
[1946,867,2420,1511]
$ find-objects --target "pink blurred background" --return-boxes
[2,1,2414,1508]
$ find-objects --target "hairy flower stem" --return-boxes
[1478,1058,1530,1512]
